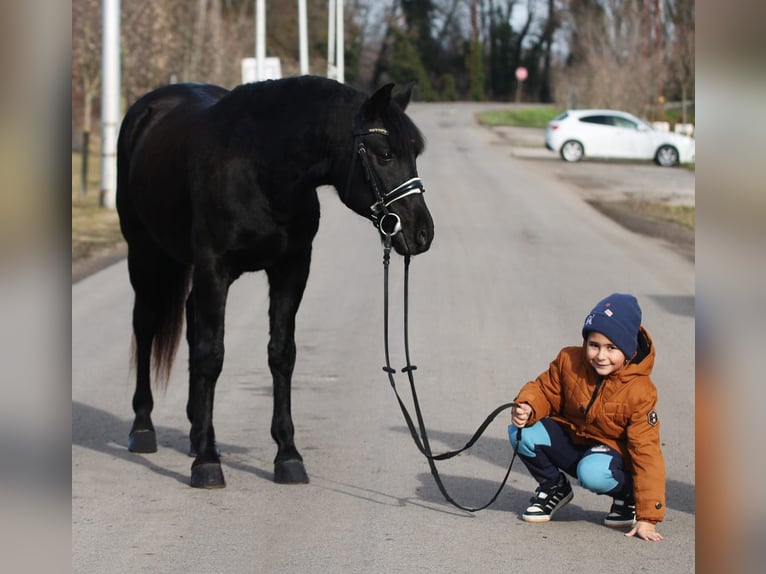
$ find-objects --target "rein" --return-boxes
[380,233,523,512]
[344,108,522,511]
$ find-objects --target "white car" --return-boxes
[545,109,695,167]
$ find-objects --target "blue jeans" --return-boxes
[508,418,631,496]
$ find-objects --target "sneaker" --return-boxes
[603,493,636,527]
[522,472,574,523]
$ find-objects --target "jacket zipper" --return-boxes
[583,376,604,417]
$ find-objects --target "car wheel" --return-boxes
[560,140,584,162]
[655,145,679,167]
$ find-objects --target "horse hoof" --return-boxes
[274,460,309,484]
[128,430,157,453]
[190,463,226,489]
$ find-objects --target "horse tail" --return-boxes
[124,248,192,390]
[118,92,192,389]
[149,263,192,388]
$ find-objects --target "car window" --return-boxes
[610,116,638,130]
[553,112,569,121]
[579,115,611,126]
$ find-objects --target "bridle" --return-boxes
[345,110,426,238]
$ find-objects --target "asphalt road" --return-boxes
[72,102,695,573]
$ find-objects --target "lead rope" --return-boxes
[381,236,522,512]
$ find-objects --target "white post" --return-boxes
[100,0,120,209]
[255,0,266,81]
[327,0,335,78]
[298,0,309,75]
[335,0,344,83]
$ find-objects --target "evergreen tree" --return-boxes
[389,28,436,100]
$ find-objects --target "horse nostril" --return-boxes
[416,226,431,248]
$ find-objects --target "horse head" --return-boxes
[342,83,434,256]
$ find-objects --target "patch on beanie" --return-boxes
[604,308,613,317]
[647,410,659,426]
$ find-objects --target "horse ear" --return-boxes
[362,83,395,120]
[393,82,415,111]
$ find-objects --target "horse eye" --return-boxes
[379,150,393,163]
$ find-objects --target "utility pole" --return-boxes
[327,0,336,78]
[298,0,309,75]
[99,0,120,209]
[335,0,344,83]
[255,0,266,81]
[326,0,344,82]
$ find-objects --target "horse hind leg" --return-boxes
[126,236,190,453]
[128,294,157,453]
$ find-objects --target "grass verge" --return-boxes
[72,152,124,263]
[628,200,694,229]
[476,107,564,128]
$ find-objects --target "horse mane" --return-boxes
[220,76,426,157]
[223,76,357,118]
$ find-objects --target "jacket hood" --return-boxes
[616,326,655,381]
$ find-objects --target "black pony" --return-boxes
[116,76,434,488]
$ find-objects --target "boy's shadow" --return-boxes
[392,425,695,516]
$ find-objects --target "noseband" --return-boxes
[346,110,426,237]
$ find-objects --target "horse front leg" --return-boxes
[187,263,230,488]
[184,293,221,458]
[267,249,312,484]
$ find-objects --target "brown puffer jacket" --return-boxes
[516,327,666,523]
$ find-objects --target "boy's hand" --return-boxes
[511,403,532,428]
[625,520,664,541]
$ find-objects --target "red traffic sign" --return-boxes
[515,66,528,81]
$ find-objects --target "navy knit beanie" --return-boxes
[582,293,642,358]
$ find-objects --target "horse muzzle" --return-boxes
[377,199,434,256]
[366,171,433,255]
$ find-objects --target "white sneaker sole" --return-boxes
[603,517,637,528]
[522,491,574,523]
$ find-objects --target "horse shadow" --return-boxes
[71,401,452,514]
[71,401,273,485]
[390,425,695,516]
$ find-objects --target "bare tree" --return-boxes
[72,0,102,195]
[664,0,694,123]
[536,0,558,102]
[120,0,252,102]
[555,0,666,115]
[371,0,402,88]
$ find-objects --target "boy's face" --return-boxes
[585,331,627,376]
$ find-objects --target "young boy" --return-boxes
[509,293,665,541]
